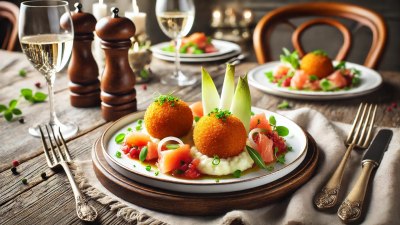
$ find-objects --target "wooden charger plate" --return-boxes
[92,132,319,216]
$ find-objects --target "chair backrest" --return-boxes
[253,2,387,69]
[0,2,19,51]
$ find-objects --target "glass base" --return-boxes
[161,70,197,86]
[29,121,78,139]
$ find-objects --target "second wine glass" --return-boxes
[156,0,196,86]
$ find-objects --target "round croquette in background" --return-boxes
[300,52,334,79]
[144,98,193,139]
[193,113,247,158]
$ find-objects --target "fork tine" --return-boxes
[45,125,58,163]
[361,104,377,148]
[350,103,368,145]
[48,124,65,161]
[39,125,53,167]
[346,103,364,143]
[58,127,71,161]
[356,104,373,146]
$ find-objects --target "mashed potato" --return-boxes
[191,146,254,176]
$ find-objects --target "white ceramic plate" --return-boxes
[152,49,241,63]
[248,61,382,100]
[151,39,241,58]
[101,107,308,194]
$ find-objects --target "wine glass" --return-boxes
[19,1,78,138]
[156,0,196,86]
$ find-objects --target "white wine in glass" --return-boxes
[19,1,78,138]
[156,0,196,86]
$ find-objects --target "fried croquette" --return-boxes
[144,95,193,139]
[193,110,247,158]
[300,50,334,79]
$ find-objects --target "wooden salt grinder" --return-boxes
[61,3,100,107]
[95,8,137,121]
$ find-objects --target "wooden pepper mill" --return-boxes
[95,7,137,121]
[61,3,101,108]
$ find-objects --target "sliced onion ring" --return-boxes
[248,128,265,149]
[157,137,184,155]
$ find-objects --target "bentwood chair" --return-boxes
[253,2,387,69]
[0,1,19,51]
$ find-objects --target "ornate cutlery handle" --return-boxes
[337,161,376,223]
[314,143,355,209]
[61,162,98,221]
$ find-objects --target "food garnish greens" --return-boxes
[208,108,232,121]
[212,155,220,166]
[21,88,48,103]
[233,170,242,178]
[0,99,22,122]
[154,94,179,106]
[115,133,125,144]
[246,145,268,170]
[277,100,291,109]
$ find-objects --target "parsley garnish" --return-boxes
[0,99,22,122]
[277,100,291,109]
[265,71,274,82]
[19,69,27,77]
[320,79,332,91]
[21,88,48,103]
[280,48,300,69]
[233,170,242,178]
[209,108,231,121]
[154,94,179,106]
[309,75,319,81]
[334,61,346,70]
[269,115,289,136]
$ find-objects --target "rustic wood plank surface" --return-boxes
[0,49,399,224]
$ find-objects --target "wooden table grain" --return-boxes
[0,50,399,224]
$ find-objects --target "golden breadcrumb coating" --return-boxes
[300,52,334,78]
[193,113,246,158]
[144,99,193,139]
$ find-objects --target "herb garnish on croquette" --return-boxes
[154,94,179,106]
[208,108,231,121]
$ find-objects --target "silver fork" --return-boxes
[314,103,377,209]
[39,124,98,221]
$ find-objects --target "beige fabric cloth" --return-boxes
[75,108,400,225]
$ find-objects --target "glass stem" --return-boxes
[46,72,59,126]
[174,38,183,78]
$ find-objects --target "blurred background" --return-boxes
[2,0,399,71]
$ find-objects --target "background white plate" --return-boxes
[151,39,241,58]
[152,50,241,63]
[101,107,308,194]
[248,61,382,100]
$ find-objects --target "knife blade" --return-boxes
[361,129,393,167]
[338,129,393,223]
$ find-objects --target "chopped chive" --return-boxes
[115,151,122,158]
[212,155,220,166]
[277,100,291,109]
[127,127,132,132]
[145,165,151,171]
[215,179,220,183]
[155,171,159,176]
[194,116,200,122]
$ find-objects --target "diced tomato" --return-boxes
[290,70,308,89]
[327,70,348,88]
[121,145,131,154]
[254,133,274,163]
[274,65,290,80]
[129,147,141,159]
[267,131,287,154]
[157,144,192,173]
[183,158,201,179]
[308,81,321,90]
[190,101,203,118]
[125,132,151,147]
[204,44,217,53]
[282,77,292,87]
[146,142,158,161]
[250,113,272,131]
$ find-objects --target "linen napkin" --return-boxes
[73,108,400,225]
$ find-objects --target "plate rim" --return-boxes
[100,107,308,187]
[248,61,383,100]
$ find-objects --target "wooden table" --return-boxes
[0,50,399,224]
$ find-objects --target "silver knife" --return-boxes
[337,129,393,223]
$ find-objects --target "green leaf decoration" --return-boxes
[246,145,268,170]
[276,126,289,136]
[4,110,12,121]
[12,108,22,115]
[115,133,125,144]
[9,99,17,109]
[33,92,48,102]
[139,146,148,162]
[0,104,6,113]
[269,115,276,126]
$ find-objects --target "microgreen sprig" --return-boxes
[269,115,289,136]
[0,99,22,122]
[280,48,300,69]
[21,88,47,103]
[209,108,231,121]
